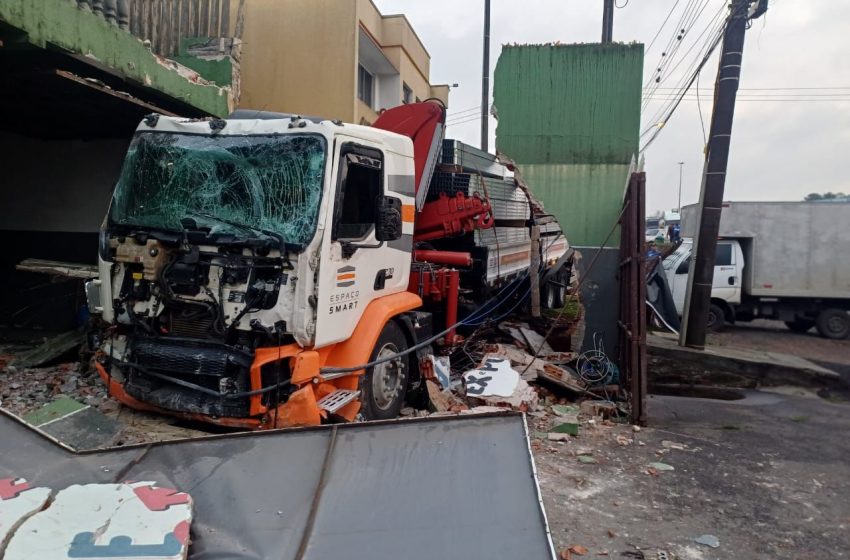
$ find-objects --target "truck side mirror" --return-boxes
[375,196,402,242]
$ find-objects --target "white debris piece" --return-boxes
[0,478,52,547]
[428,355,452,390]
[5,481,193,559]
[464,358,520,397]
[463,358,539,411]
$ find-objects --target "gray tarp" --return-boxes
[0,411,556,559]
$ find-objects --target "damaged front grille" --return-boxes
[122,337,255,418]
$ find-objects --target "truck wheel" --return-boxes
[815,309,850,340]
[785,318,815,333]
[706,303,726,332]
[553,267,569,308]
[542,282,557,309]
[358,321,409,420]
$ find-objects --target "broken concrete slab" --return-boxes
[22,396,85,426]
[579,400,618,419]
[648,334,844,391]
[537,363,587,394]
[520,327,555,355]
[483,345,546,381]
[551,418,580,436]
[426,380,467,413]
[9,330,86,368]
[22,397,123,450]
[0,478,52,549]
[39,406,123,450]
[5,482,192,559]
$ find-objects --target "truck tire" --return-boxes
[542,282,557,310]
[815,309,850,340]
[554,266,570,308]
[785,318,815,333]
[706,303,726,332]
[358,321,409,420]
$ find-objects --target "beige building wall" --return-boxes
[237,0,358,121]
[236,0,448,124]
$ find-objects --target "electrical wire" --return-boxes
[320,231,562,375]
[696,72,707,143]
[642,0,727,112]
[645,0,683,54]
[641,0,755,148]
[446,114,483,127]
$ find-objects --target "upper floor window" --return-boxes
[358,64,374,108]
[403,83,413,104]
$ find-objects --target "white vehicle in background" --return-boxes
[645,228,667,244]
[665,201,850,339]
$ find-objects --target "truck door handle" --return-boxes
[728,276,735,286]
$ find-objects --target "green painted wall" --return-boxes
[0,0,230,116]
[522,163,631,247]
[494,43,643,247]
[173,37,233,87]
[494,43,643,165]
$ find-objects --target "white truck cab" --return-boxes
[663,238,744,330]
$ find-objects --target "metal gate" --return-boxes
[618,172,648,425]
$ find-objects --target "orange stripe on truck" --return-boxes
[337,273,356,280]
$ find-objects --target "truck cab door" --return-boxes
[664,243,692,315]
[711,241,740,303]
[312,139,414,349]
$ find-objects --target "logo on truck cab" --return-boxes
[336,266,356,288]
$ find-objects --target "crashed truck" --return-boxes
[85,101,571,428]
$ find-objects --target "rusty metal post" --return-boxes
[618,172,648,425]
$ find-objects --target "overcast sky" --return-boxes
[373,0,850,213]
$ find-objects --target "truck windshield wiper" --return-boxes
[183,211,286,250]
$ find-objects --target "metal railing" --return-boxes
[75,0,233,57]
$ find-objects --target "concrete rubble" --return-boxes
[0,319,620,447]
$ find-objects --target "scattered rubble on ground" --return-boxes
[1,315,625,448]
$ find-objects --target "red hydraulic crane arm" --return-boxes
[373,101,495,242]
[373,101,446,211]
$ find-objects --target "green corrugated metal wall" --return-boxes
[522,163,632,246]
[494,43,644,247]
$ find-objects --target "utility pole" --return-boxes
[481,0,491,152]
[680,0,767,349]
[677,161,684,211]
[601,0,614,43]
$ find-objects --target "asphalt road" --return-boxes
[535,391,850,559]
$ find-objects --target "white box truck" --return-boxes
[664,201,850,339]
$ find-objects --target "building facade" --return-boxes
[236,0,449,124]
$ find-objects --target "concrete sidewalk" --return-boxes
[647,333,845,392]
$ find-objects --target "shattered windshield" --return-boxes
[109,132,327,248]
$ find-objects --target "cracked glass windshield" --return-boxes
[109,132,327,248]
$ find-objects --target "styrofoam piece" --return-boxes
[5,481,192,559]
[0,478,52,548]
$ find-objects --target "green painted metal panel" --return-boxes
[173,37,233,87]
[494,44,643,247]
[0,0,230,116]
[494,43,643,165]
[523,163,628,247]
